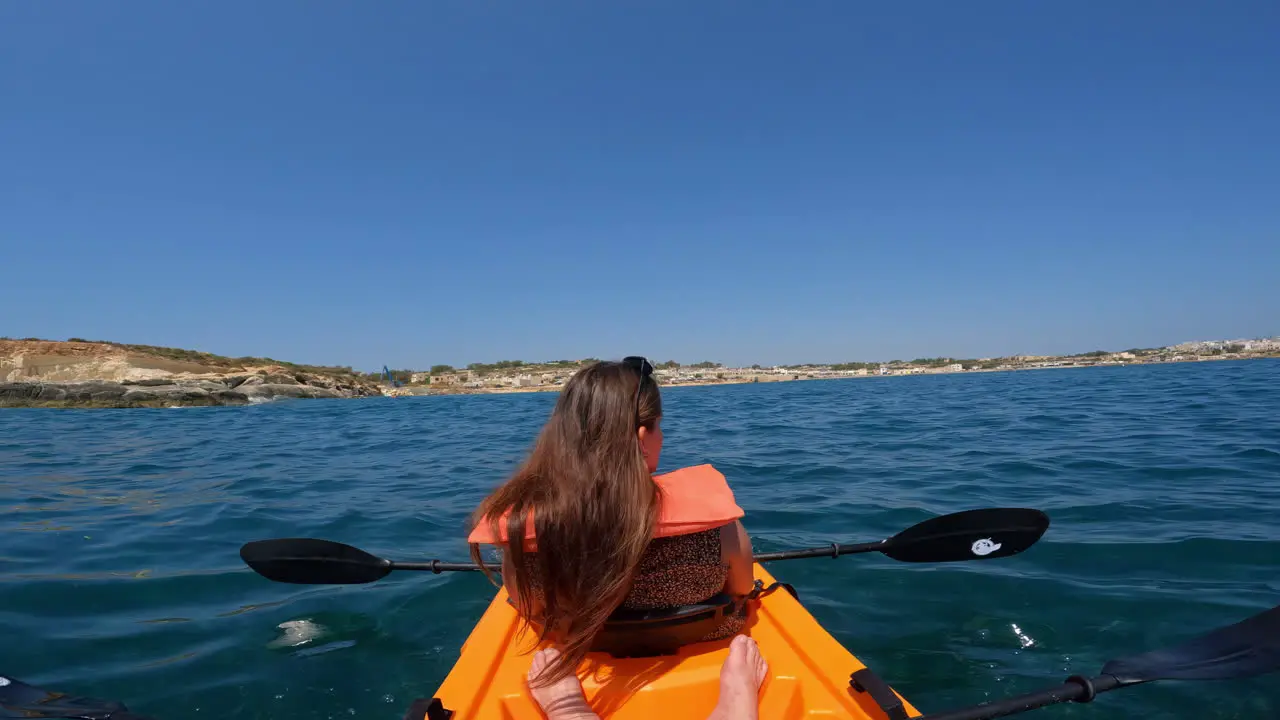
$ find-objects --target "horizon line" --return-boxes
[5,333,1278,375]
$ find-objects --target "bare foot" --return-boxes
[708,635,769,720]
[527,648,599,720]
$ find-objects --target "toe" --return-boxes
[528,648,555,682]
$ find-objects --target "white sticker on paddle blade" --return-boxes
[971,538,1001,556]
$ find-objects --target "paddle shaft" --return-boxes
[753,541,883,562]
[392,560,481,573]
[390,545,885,572]
[240,507,1048,584]
[916,674,1126,720]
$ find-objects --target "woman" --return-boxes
[467,357,768,720]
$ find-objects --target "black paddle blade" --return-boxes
[240,538,393,584]
[881,508,1049,563]
[0,673,154,719]
[1102,604,1280,684]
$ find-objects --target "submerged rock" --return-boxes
[268,619,327,649]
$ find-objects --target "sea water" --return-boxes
[2,359,1278,719]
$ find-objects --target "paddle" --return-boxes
[0,673,155,719]
[239,507,1049,585]
[753,507,1048,563]
[915,602,1280,720]
[239,538,478,584]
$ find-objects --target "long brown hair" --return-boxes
[469,360,662,684]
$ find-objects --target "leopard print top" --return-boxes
[517,526,746,641]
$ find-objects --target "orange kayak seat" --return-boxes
[592,592,740,658]
[514,579,796,659]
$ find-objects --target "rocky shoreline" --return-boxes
[0,371,381,408]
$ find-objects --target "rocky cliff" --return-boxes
[0,339,383,408]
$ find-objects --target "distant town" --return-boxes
[385,337,1280,396]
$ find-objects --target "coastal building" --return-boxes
[429,372,467,386]
[946,364,963,372]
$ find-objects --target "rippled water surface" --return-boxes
[3,360,1279,719]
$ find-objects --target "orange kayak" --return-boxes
[413,563,920,719]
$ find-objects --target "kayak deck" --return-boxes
[423,563,919,719]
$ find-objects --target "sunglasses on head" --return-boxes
[622,356,654,428]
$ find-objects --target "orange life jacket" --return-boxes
[467,464,744,547]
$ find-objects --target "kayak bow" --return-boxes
[411,563,920,720]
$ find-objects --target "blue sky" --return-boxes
[2,1,1277,370]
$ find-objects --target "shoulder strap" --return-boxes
[651,464,744,538]
[468,464,744,545]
